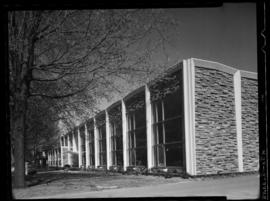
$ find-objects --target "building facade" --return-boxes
[47,58,259,176]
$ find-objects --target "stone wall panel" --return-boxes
[241,77,259,171]
[194,67,238,175]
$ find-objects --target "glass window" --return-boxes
[129,149,135,165]
[157,144,165,166]
[135,109,146,128]
[164,118,182,143]
[70,134,73,147]
[116,135,123,151]
[127,97,147,167]
[165,143,183,167]
[98,124,106,166]
[116,151,123,166]
[156,101,163,122]
[128,131,134,148]
[151,82,184,168]
[136,148,147,166]
[164,89,182,119]
[135,128,146,148]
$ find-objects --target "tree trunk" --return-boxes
[13,116,26,188]
[12,84,29,188]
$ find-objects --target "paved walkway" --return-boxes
[29,174,260,199]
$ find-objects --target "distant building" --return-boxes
[47,58,258,176]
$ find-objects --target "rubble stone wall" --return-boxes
[194,67,238,175]
[241,77,259,171]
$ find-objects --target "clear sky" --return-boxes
[155,3,257,72]
[97,3,258,113]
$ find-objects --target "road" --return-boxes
[29,174,259,199]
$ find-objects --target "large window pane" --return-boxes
[90,143,94,155]
[129,149,135,165]
[165,143,183,166]
[135,109,146,128]
[135,128,146,148]
[157,101,163,122]
[116,151,123,166]
[136,148,147,166]
[116,136,123,151]
[164,89,182,119]
[164,118,182,143]
[116,125,122,137]
[157,144,165,166]
[102,126,106,139]
[158,123,163,144]
[102,140,106,152]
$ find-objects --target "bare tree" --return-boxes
[8,9,178,188]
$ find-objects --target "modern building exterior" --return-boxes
[47,58,259,176]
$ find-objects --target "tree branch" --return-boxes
[29,78,94,99]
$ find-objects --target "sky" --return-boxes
[98,3,257,111]
[154,3,257,72]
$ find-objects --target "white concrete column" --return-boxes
[58,148,61,167]
[56,149,58,167]
[50,151,52,166]
[121,100,128,171]
[183,59,196,175]
[234,70,243,172]
[72,130,77,152]
[48,151,51,166]
[60,137,64,167]
[51,150,53,166]
[93,118,99,168]
[53,149,56,167]
[145,84,154,170]
[85,124,90,168]
[67,134,71,165]
[77,128,82,168]
[56,149,58,166]
[105,110,111,169]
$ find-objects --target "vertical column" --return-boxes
[72,130,76,151]
[60,137,64,167]
[50,151,52,166]
[77,128,82,168]
[55,149,58,167]
[94,118,99,168]
[105,110,111,169]
[85,124,90,168]
[58,149,60,167]
[53,149,56,167]
[234,70,243,172]
[55,149,57,167]
[145,84,154,170]
[121,100,128,171]
[72,131,76,167]
[51,150,53,166]
[183,59,196,175]
[48,151,51,166]
[67,134,71,165]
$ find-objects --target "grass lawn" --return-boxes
[12,170,188,199]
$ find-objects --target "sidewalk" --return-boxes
[26,174,260,199]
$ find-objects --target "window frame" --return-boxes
[127,109,147,166]
[88,128,95,166]
[152,89,184,168]
[98,124,107,166]
[110,121,123,166]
